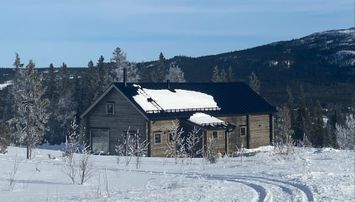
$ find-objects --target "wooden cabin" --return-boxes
[80,82,276,157]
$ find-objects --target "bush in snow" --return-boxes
[130,132,149,169]
[205,137,219,164]
[115,127,134,166]
[0,122,11,154]
[335,114,355,149]
[166,121,187,164]
[185,126,202,158]
[78,145,93,185]
[115,127,149,168]
[62,119,80,184]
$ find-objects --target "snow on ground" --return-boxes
[133,85,219,113]
[0,146,353,201]
[0,80,13,90]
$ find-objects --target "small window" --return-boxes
[240,126,247,136]
[154,133,161,144]
[212,131,218,139]
[106,102,115,115]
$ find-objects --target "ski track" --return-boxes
[107,167,314,202]
[199,174,314,202]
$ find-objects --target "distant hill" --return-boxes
[1,27,354,107]
[141,27,355,107]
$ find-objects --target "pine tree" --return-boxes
[55,62,77,144]
[97,55,109,94]
[295,85,312,146]
[88,60,99,100]
[13,60,49,159]
[44,63,60,144]
[59,63,70,90]
[310,100,325,147]
[83,60,99,107]
[249,72,260,94]
[45,64,57,100]
[158,52,167,81]
[10,53,24,123]
[150,52,167,82]
[328,107,340,148]
[110,47,139,83]
[165,63,186,82]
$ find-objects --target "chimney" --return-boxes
[123,67,127,87]
[166,79,170,89]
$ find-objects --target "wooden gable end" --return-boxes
[84,86,147,154]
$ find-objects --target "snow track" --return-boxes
[110,167,314,202]
[203,174,314,202]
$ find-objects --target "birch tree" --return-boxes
[274,106,294,154]
[186,126,201,158]
[165,63,186,82]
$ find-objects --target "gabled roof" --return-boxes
[113,82,276,120]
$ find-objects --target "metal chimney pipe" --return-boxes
[123,67,127,87]
[166,79,170,89]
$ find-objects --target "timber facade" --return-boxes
[81,82,276,157]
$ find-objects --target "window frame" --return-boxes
[240,125,247,136]
[154,133,161,144]
[106,102,115,115]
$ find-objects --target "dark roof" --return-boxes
[114,82,276,120]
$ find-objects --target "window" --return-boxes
[154,133,161,144]
[212,131,218,139]
[240,126,247,136]
[90,129,110,154]
[106,102,115,115]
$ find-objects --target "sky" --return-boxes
[0,0,353,67]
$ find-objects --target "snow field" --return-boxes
[0,146,353,201]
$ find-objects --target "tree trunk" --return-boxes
[26,144,31,159]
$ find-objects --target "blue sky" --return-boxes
[0,0,353,67]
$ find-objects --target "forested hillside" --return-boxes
[140,27,354,107]
[0,28,354,147]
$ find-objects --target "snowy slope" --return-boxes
[0,146,353,201]
[0,80,13,90]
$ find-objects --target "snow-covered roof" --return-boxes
[188,113,226,127]
[133,84,220,113]
[0,80,13,90]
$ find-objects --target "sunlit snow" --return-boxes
[133,85,220,113]
[0,146,353,201]
[188,112,225,126]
